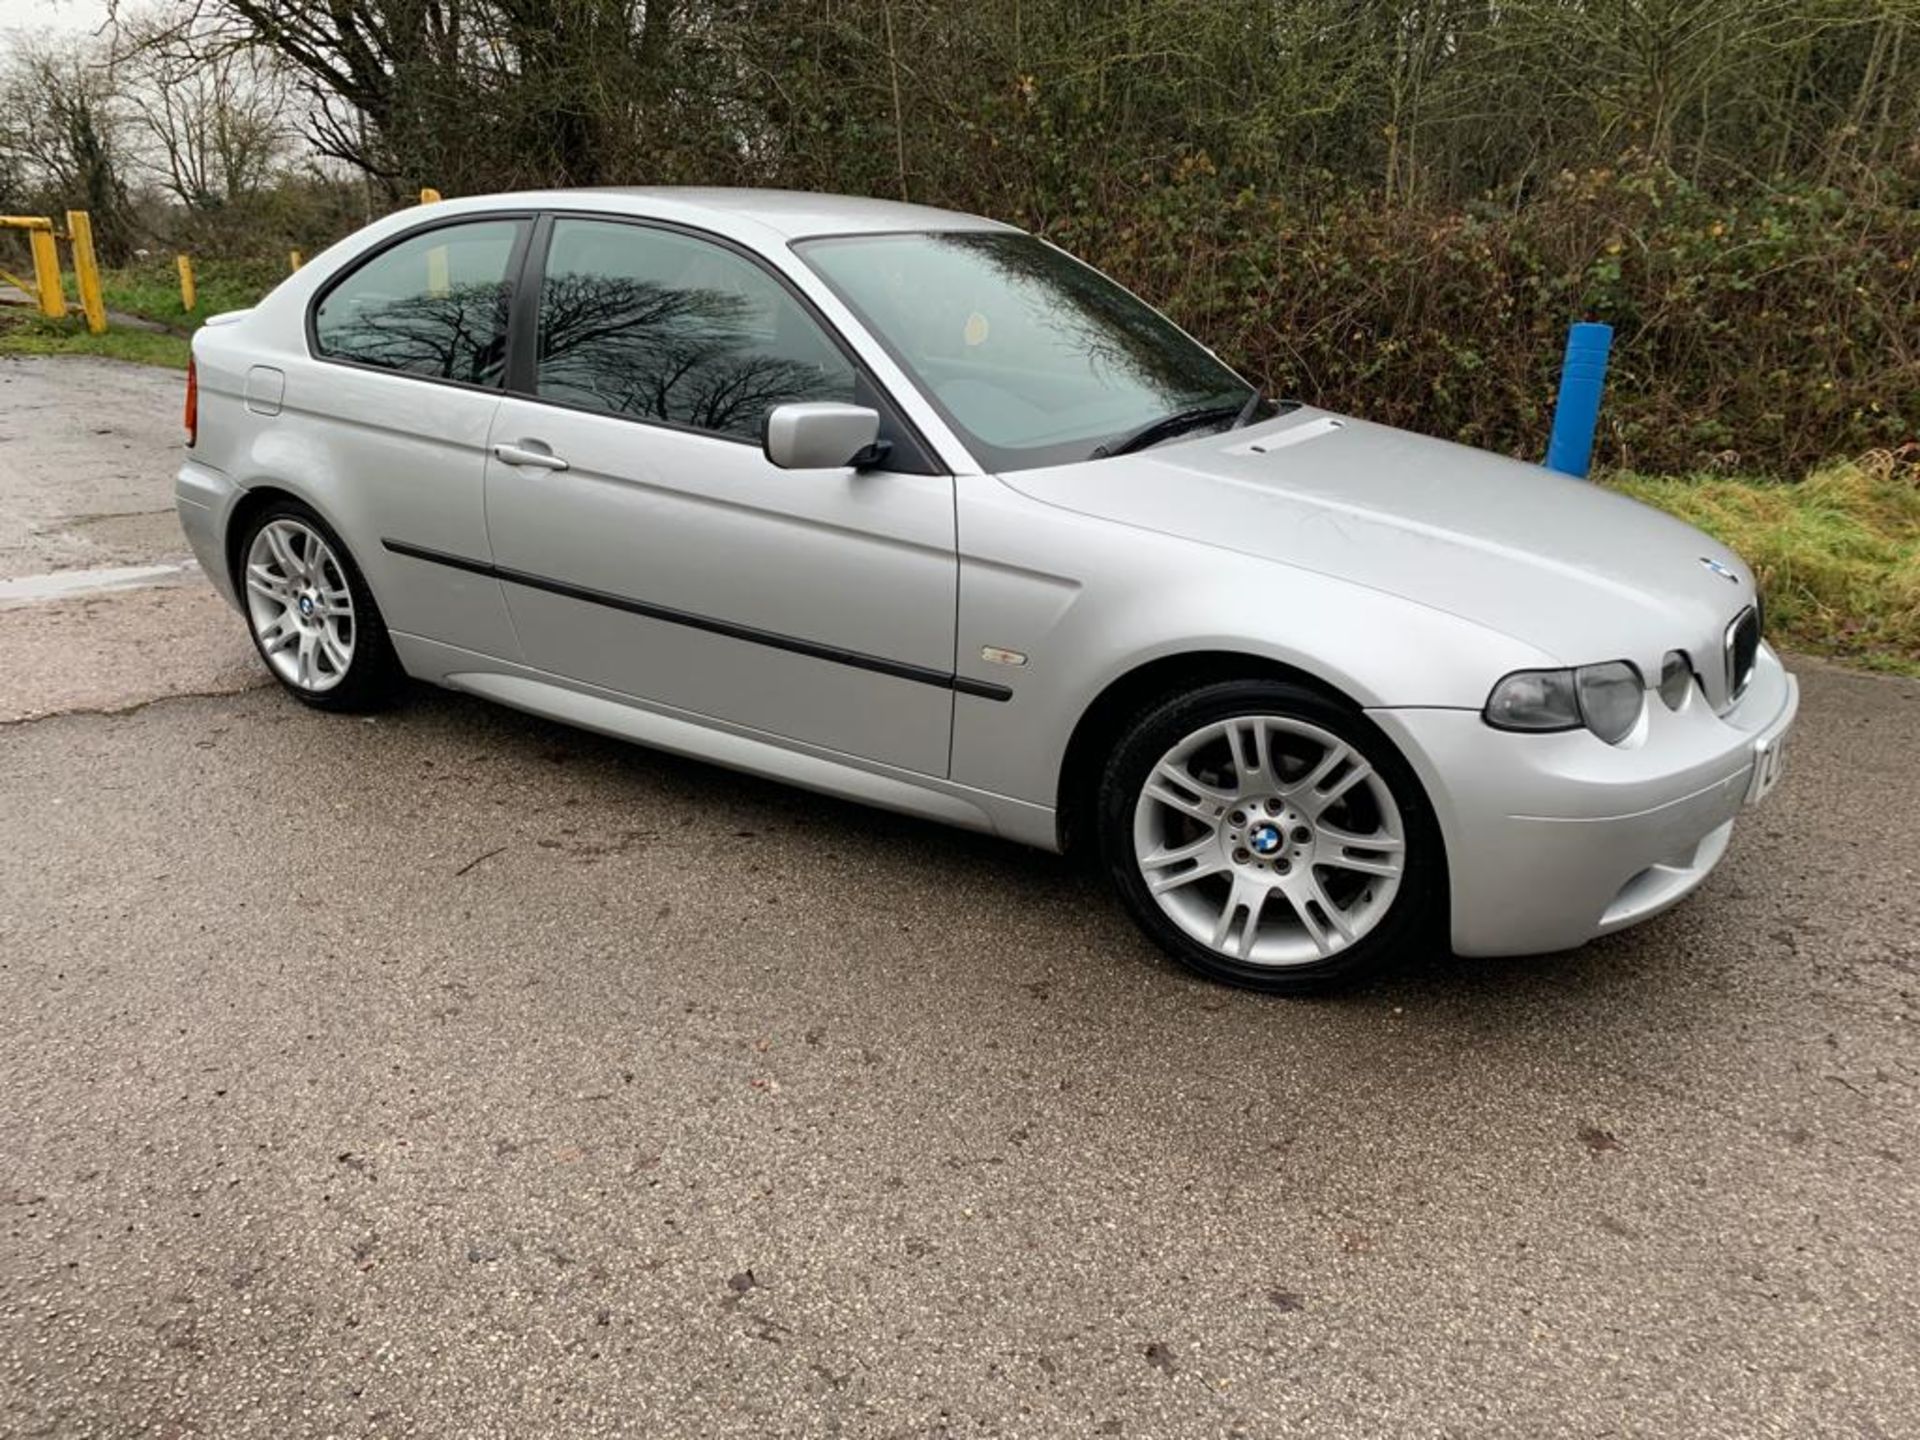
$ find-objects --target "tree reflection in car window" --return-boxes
[313,221,522,385]
[535,219,856,441]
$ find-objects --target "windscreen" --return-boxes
[797,231,1251,471]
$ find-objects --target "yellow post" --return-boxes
[419,187,442,204]
[2,216,67,318]
[289,249,303,272]
[65,210,107,335]
[176,254,196,311]
[28,227,66,318]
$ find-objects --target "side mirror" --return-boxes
[764,402,885,470]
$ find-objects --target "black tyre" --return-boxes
[234,499,404,712]
[1096,679,1442,993]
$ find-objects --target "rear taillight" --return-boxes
[184,357,198,447]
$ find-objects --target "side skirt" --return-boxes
[388,632,1060,850]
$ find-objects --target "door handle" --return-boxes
[491,442,569,472]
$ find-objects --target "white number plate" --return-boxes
[1746,734,1788,806]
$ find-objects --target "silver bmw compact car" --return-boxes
[175,188,1798,991]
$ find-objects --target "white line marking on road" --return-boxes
[0,561,196,608]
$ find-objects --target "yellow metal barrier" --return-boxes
[65,210,107,334]
[0,214,66,318]
[177,254,196,311]
[29,230,65,317]
[420,187,442,204]
[289,249,303,273]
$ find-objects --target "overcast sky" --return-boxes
[0,0,118,38]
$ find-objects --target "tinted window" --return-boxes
[536,218,857,441]
[796,231,1252,472]
[313,220,522,385]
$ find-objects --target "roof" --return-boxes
[432,186,1011,241]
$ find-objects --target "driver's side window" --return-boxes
[535,218,858,442]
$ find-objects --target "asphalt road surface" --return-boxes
[3,356,1917,1438]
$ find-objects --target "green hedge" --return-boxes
[1048,165,1919,477]
[56,164,1920,480]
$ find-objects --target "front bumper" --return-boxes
[1371,644,1799,957]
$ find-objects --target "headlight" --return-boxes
[1484,669,1580,732]
[1575,661,1644,743]
[1658,650,1694,710]
[1485,660,1645,744]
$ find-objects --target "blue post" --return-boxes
[1544,321,1613,478]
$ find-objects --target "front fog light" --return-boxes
[1574,661,1644,743]
[1658,651,1694,710]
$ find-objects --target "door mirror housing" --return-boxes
[764,402,886,470]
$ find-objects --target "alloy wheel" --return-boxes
[243,518,356,692]
[1131,714,1406,966]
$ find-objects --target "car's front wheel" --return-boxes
[1097,679,1441,992]
[236,500,402,711]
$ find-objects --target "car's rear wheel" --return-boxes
[237,500,402,711]
[1097,679,1441,992]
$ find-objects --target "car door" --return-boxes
[306,214,529,659]
[481,214,960,777]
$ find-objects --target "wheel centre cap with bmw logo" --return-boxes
[1248,823,1283,856]
[298,594,316,618]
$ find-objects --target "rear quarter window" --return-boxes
[312,219,525,386]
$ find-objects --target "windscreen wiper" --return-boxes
[1091,400,1247,460]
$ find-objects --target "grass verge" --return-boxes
[0,257,281,368]
[100,257,283,333]
[0,312,191,368]
[1608,452,1920,676]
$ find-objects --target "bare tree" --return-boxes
[0,33,140,260]
[112,6,296,209]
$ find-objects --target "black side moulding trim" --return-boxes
[382,538,1013,702]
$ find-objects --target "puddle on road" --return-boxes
[0,561,196,608]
